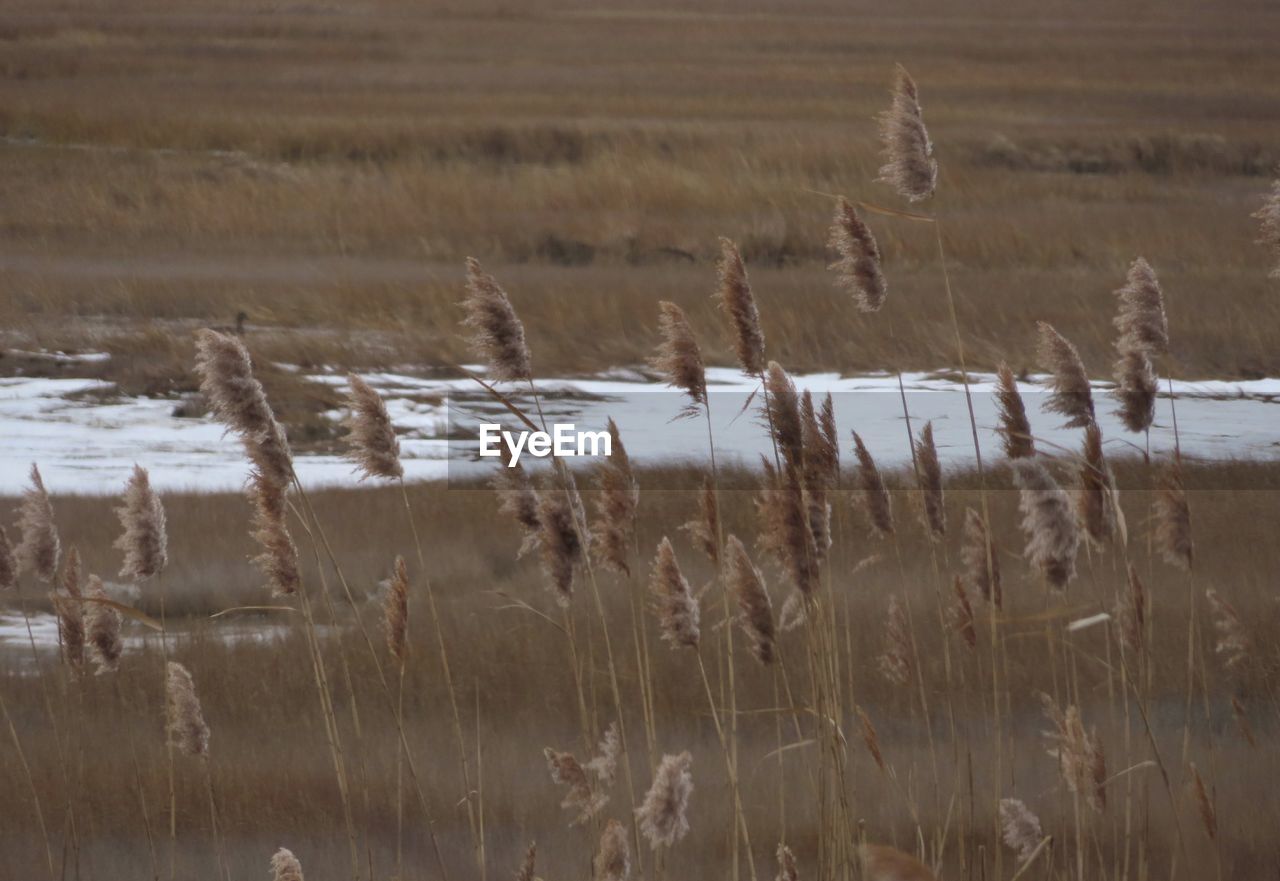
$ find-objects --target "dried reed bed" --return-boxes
[2,459,1279,879]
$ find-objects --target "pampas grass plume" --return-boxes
[114,465,168,582]
[715,237,766,375]
[828,197,887,311]
[461,257,532,382]
[17,463,60,583]
[876,64,938,202]
[636,751,693,850]
[344,374,403,481]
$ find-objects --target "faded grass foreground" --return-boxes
[2,461,1279,880]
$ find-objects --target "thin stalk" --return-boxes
[0,688,55,881]
[398,477,482,866]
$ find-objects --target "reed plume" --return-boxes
[270,847,305,881]
[857,706,887,773]
[515,842,537,881]
[343,374,403,481]
[801,391,837,558]
[591,418,639,575]
[1255,176,1280,278]
[0,526,15,591]
[594,818,631,881]
[652,301,707,417]
[877,596,912,686]
[16,464,60,583]
[681,475,720,565]
[1189,763,1217,840]
[756,461,819,597]
[1113,257,1169,356]
[828,196,887,311]
[636,751,693,850]
[86,575,122,675]
[1077,423,1116,546]
[193,329,292,490]
[775,843,799,881]
[1116,564,1147,658]
[1231,697,1257,748]
[999,798,1045,865]
[1155,458,1193,571]
[714,237,766,375]
[586,722,621,787]
[1040,693,1106,812]
[1206,589,1248,670]
[1036,322,1095,428]
[1112,348,1158,434]
[726,534,775,665]
[913,421,945,538]
[493,437,541,558]
[50,556,85,673]
[995,362,1035,459]
[384,556,409,662]
[876,64,938,202]
[537,490,583,606]
[1013,459,1080,591]
[765,362,804,472]
[165,661,210,757]
[114,465,168,582]
[194,330,299,594]
[544,747,608,825]
[248,471,301,596]
[461,257,532,382]
[950,576,976,649]
[960,507,1001,608]
[852,431,894,537]
[648,538,700,650]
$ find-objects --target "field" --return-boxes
[3,1,1280,881]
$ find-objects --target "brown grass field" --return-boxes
[3,1,1280,880]
[2,462,1280,880]
[1,0,1280,384]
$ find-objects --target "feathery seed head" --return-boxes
[914,422,945,538]
[961,507,1001,608]
[343,374,403,480]
[1155,458,1193,571]
[999,798,1045,865]
[1112,348,1158,434]
[652,301,707,416]
[114,465,168,582]
[681,475,720,565]
[726,535,775,665]
[165,661,210,757]
[384,556,409,662]
[1113,257,1169,356]
[1013,459,1080,590]
[461,258,532,382]
[636,751,694,850]
[714,238,766,375]
[270,848,305,881]
[828,197,888,311]
[591,418,639,575]
[1036,323,1095,429]
[594,819,631,881]
[877,65,938,202]
[537,490,582,606]
[852,432,894,537]
[995,363,1035,459]
[17,464,60,583]
[86,575,123,675]
[648,538,700,649]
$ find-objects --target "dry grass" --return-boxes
[2,0,1280,377]
[2,460,1279,878]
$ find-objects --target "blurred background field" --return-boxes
[1,0,1279,382]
